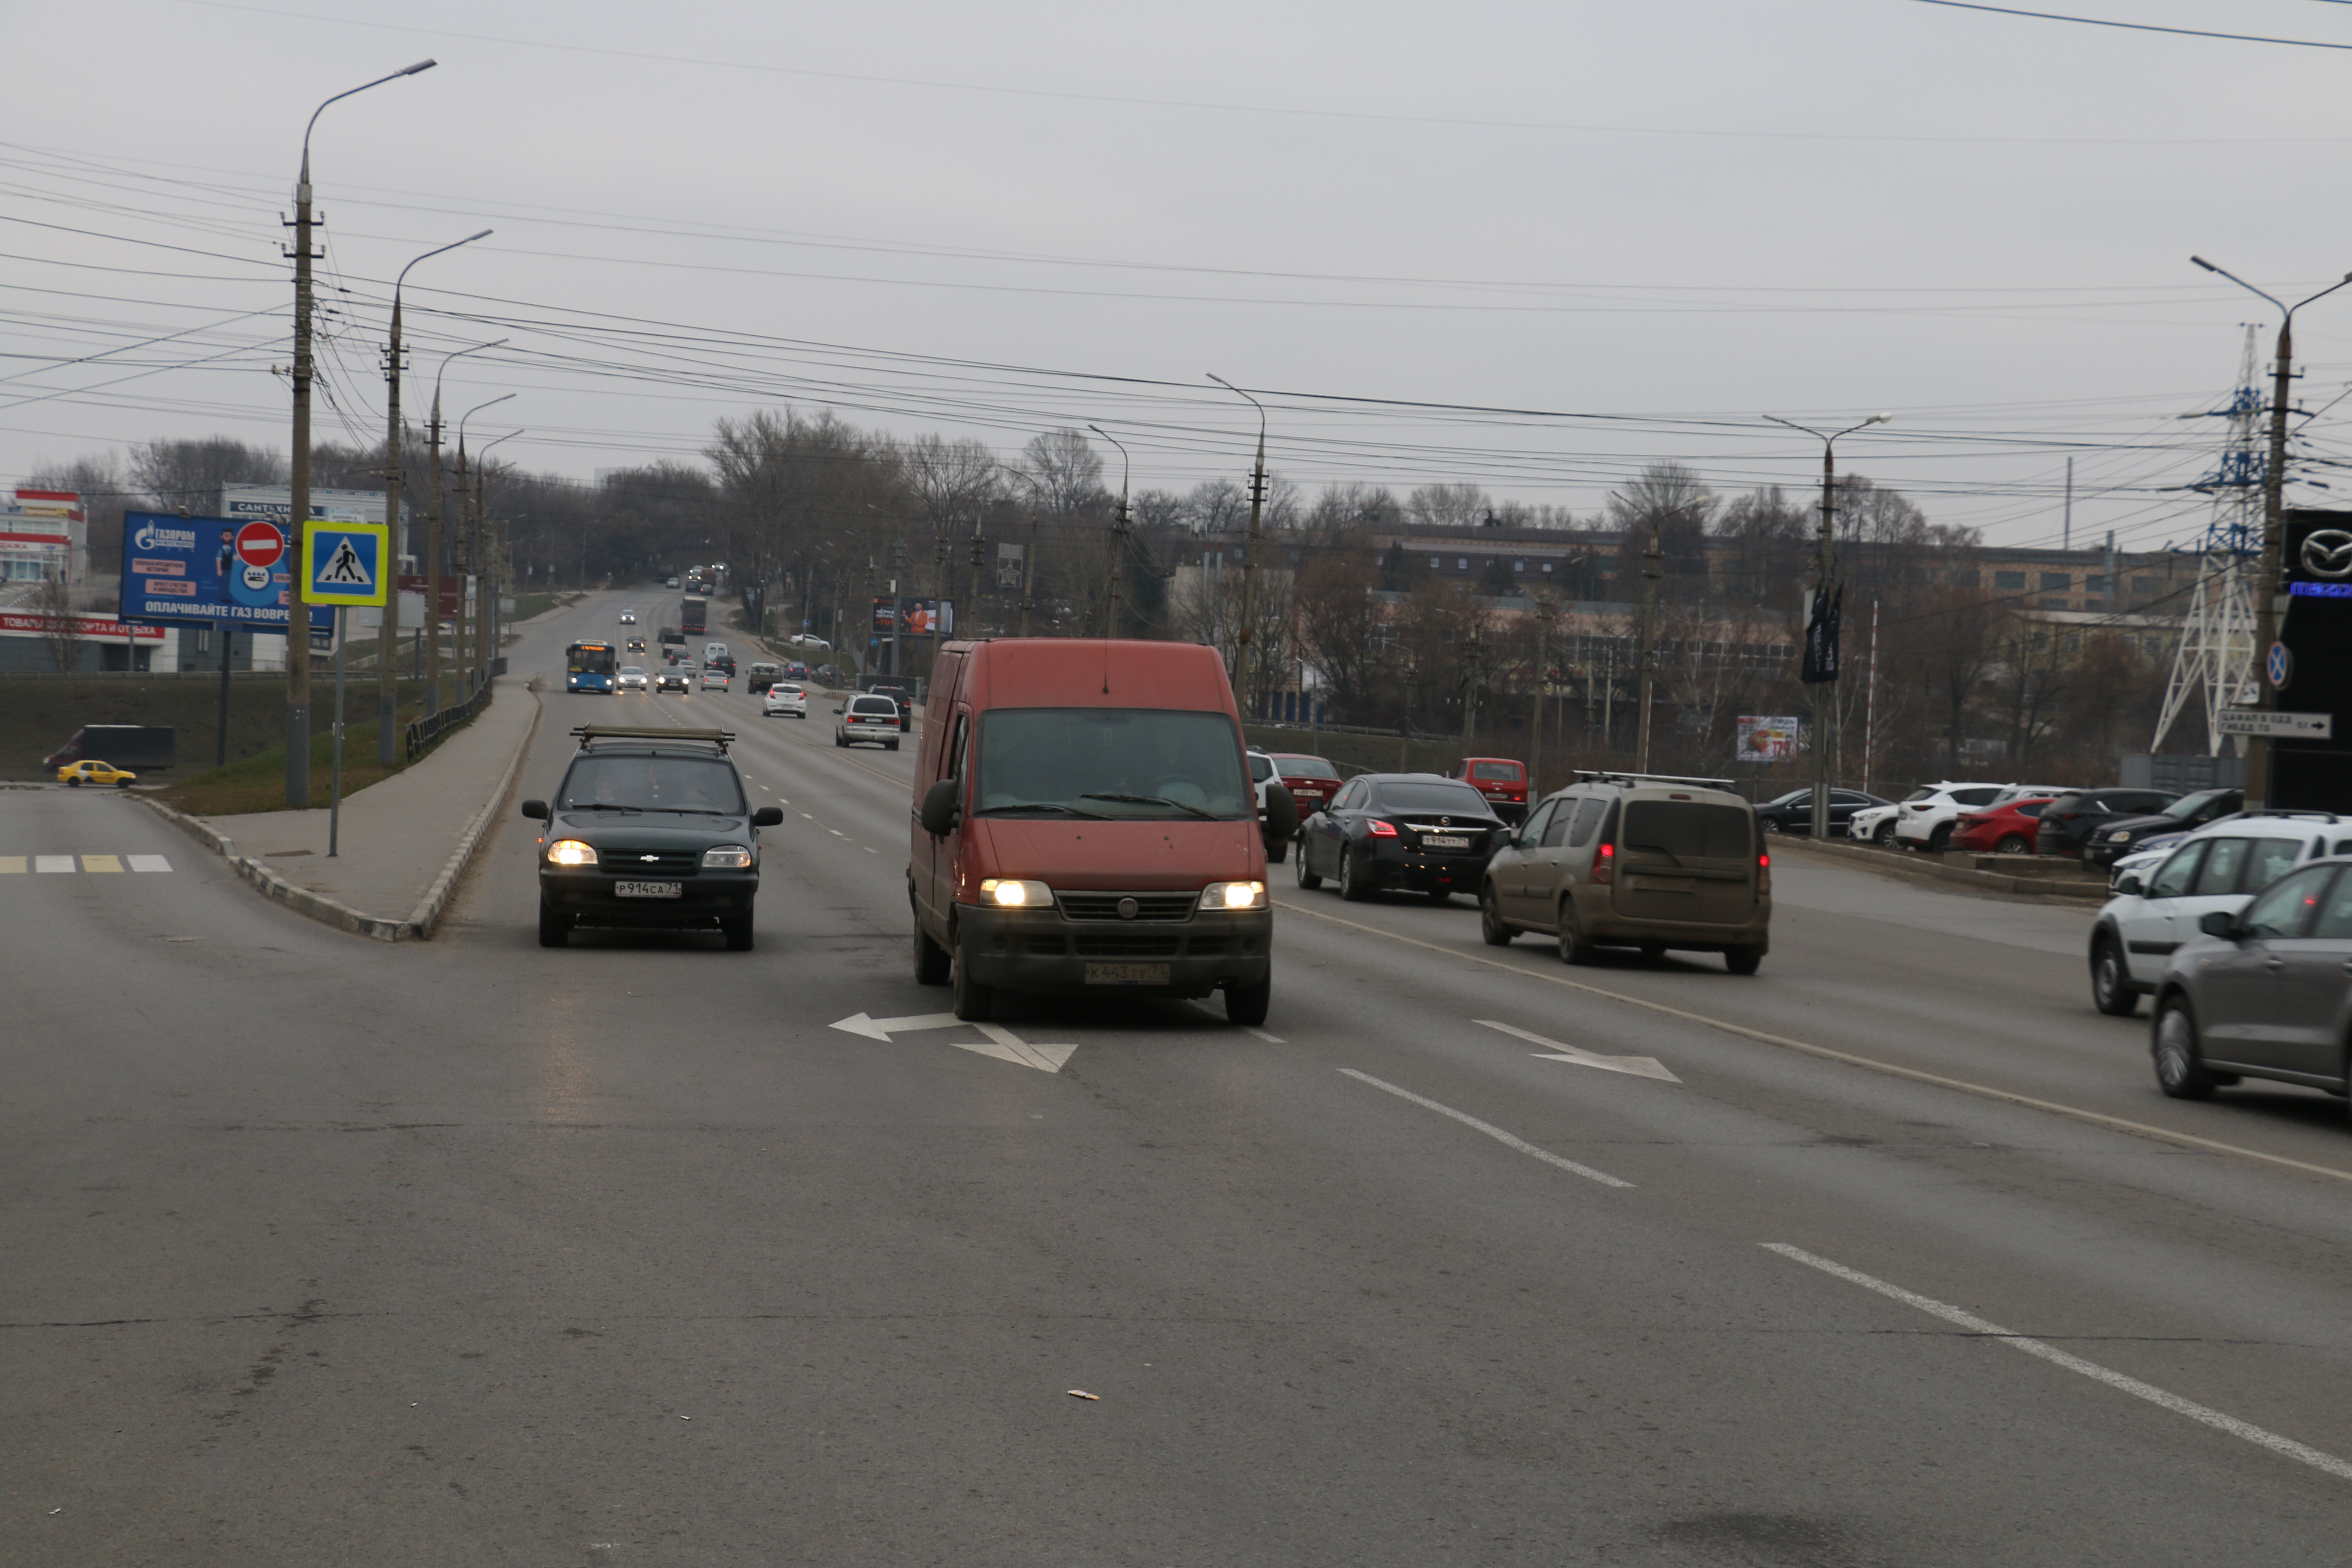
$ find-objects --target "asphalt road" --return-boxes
[11,594,2352,1565]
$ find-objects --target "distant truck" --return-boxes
[43,725,175,771]
[680,595,708,635]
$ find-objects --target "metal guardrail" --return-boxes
[402,673,493,762]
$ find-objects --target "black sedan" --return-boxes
[2035,787,2178,858]
[2087,787,2242,869]
[1293,773,1506,903]
[1754,787,1891,838]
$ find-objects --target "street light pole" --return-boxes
[455,394,514,699]
[1208,375,1268,697]
[424,338,504,717]
[1766,412,1888,839]
[1000,468,1047,637]
[2189,257,2352,813]
[1087,425,1131,639]
[285,57,435,805]
[378,227,489,765]
[475,429,523,685]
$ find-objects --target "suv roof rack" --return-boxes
[2243,808,2341,822]
[571,724,734,751]
[1572,769,1736,789]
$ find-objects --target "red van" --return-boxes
[910,639,1294,1027]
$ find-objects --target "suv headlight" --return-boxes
[980,878,1053,908]
[546,839,597,867]
[1202,880,1268,911]
[702,845,753,869]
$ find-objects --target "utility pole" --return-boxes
[1460,629,1481,749]
[1209,375,1268,694]
[1767,413,1888,839]
[1532,589,1556,799]
[1089,426,1131,640]
[1634,524,1661,773]
[284,58,435,805]
[423,394,444,717]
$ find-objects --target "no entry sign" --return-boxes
[234,521,284,569]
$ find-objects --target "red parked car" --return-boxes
[1949,796,2055,855]
[1266,753,1343,820]
[1452,757,1529,823]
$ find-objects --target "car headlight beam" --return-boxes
[546,839,598,867]
[980,878,1053,908]
[1201,879,1268,911]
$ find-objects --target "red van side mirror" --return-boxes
[920,777,961,837]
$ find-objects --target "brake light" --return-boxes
[1594,842,1614,884]
[1367,819,1399,837]
[1758,851,1771,895]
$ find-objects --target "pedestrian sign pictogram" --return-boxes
[301,521,389,606]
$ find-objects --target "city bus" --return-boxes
[566,640,619,694]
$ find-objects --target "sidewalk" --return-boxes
[137,593,597,938]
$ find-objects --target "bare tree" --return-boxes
[31,571,77,671]
[127,437,287,513]
[1408,483,1491,530]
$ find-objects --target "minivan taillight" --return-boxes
[1758,852,1771,896]
[1594,842,1614,884]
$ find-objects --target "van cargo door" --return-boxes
[1612,800,1755,925]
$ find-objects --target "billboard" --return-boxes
[1,487,81,584]
[873,598,953,636]
[118,511,333,634]
[1736,715,1801,762]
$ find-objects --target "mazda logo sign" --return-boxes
[2302,529,2352,580]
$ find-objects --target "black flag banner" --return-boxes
[1801,585,1843,684]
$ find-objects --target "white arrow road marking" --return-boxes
[1475,1019,1681,1083]
[828,1012,1078,1073]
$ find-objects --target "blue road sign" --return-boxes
[2269,640,2293,690]
[303,522,388,607]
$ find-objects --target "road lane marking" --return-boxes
[82,855,122,873]
[1476,1019,1680,1083]
[800,813,814,820]
[1762,1242,2352,1484]
[1279,897,2352,1188]
[35,855,74,873]
[0,858,22,873]
[829,1011,1077,1072]
[128,854,172,873]
[1338,1068,1632,1187]
[1244,1027,1285,1044]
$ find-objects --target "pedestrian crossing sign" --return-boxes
[301,521,389,606]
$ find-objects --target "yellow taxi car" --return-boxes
[58,760,137,788]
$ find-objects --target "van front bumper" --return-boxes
[956,901,1272,998]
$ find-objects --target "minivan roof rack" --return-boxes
[571,724,734,751]
[1572,769,1736,789]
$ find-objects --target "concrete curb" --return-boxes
[402,683,542,938]
[133,678,544,943]
[136,795,410,940]
[1775,833,2109,902]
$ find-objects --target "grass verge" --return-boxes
[157,683,469,815]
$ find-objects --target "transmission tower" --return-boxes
[2153,326,2263,756]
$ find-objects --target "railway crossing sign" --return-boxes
[301,521,388,607]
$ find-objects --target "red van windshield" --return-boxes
[974,708,1252,820]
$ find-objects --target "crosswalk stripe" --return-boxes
[83,854,123,873]
[0,857,23,874]
[3,854,173,873]
[128,854,172,873]
[34,855,74,873]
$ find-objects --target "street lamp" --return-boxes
[421,338,505,714]
[999,467,1049,637]
[1207,374,1270,693]
[377,226,489,764]
[474,428,524,686]
[1765,412,1888,841]
[1087,425,1132,639]
[2188,257,2352,812]
[454,394,514,698]
[284,56,436,804]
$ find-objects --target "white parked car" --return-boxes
[1846,802,1902,847]
[835,693,902,750]
[616,665,648,692]
[2087,813,2352,1016]
[763,682,808,719]
[1893,781,2066,852]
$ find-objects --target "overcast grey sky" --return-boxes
[7,0,2351,551]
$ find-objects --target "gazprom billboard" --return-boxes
[119,511,333,633]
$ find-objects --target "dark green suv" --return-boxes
[521,725,784,950]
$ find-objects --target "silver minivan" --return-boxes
[1479,772,1771,973]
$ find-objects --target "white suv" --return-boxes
[1847,801,1902,847]
[835,693,903,750]
[2087,813,2352,1016]
[1894,781,2067,852]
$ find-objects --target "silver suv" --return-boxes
[1479,771,1770,974]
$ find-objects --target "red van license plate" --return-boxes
[1085,962,1170,986]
